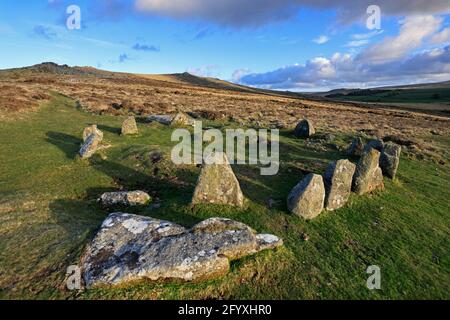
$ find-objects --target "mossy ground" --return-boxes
[0,94,449,299]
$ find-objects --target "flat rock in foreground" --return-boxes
[324,159,356,211]
[99,191,151,207]
[352,148,384,195]
[192,152,245,207]
[287,173,325,220]
[81,213,283,288]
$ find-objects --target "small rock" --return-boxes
[324,159,356,211]
[294,119,315,138]
[147,115,173,125]
[121,116,138,135]
[347,137,364,156]
[83,125,103,142]
[300,232,310,241]
[81,214,283,287]
[79,133,102,159]
[287,173,325,220]
[99,191,151,207]
[171,112,195,126]
[380,142,401,179]
[352,148,384,195]
[192,152,245,208]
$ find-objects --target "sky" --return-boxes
[0,0,450,91]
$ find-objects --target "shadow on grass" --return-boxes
[45,131,82,160]
[97,124,121,135]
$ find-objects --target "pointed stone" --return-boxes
[380,142,401,179]
[324,160,356,211]
[83,124,103,142]
[121,116,138,135]
[287,173,325,220]
[294,119,315,138]
[192,152,244,207]
[352,148,384,195]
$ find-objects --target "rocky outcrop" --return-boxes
[192,152,245,208]
[380,142,401,179]
[147,115,173,125]
[352,148,384,195]
[121,116,138,135]
[323,160,356,211]
[347,137,364,156]
[287,173,325,220]
[81,213,283,287]
[83,125,103,142]
[79,133,102,159]
[99,191,151,207]
[293,119,315,138]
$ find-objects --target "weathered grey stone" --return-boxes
[363,139,384,153]
[99,191,151,207]
[81,214,283,287]
[171,112,195,126]
[147,115,173,125]
[324,160,356,211]
[83,125,103,142]
[79,133,102,159]
[347,137,364,156]
[352,148,385,195]
[380,142,401,179]
[287,173,325,220]
[192,152,245,208]
[294,119,315,138]
[121,116,138,135]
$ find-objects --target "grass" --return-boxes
[0,94,449,300]
[330,88,450,104]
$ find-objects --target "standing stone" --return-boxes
[83,125,103,142]
[79,133,102,159]
[294,119,315,138]
[287,173,325,220]
[364,139,384,153]
[192,152,244,208]
[352,148,384,195]
[347,137,364,156]
[324,160,356,211]
[121,116,138,135]
[380,142,401,179]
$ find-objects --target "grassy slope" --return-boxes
[331,88,450,104]
[0,94,449,300]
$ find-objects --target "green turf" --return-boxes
[330,88,450,104]
[0,94,449,300]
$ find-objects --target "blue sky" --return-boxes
[0,0,449,91]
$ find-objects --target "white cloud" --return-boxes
[187,65,220,77]
[357,15,443,64]
[430,27,450,44]
[231,68,251,82]
[313,35,329,44]
[345,40,369,47]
